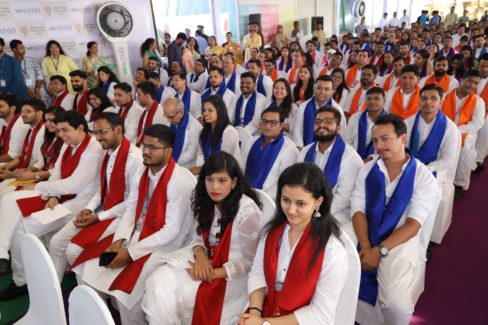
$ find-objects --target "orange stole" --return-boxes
[319,66,328,76]
[383,74,400,92]
[390,85,421,119]
[346,65,359,87]
[424,74,450,93]
[442,90,478,146]
[349,83,377,115]
[288,66,299,84]
[270,69,278,82]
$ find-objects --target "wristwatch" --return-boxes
[34,174,40,180]
[262,321,271,325]
[377,245,389,257]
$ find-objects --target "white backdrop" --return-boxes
[0,0,156,74]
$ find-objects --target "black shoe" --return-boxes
[474,162,485,173]
[0,282,28,300]
[0,258,10,276]
[454,185,465,201]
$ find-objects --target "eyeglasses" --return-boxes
[314,118,336,125]
[141,144,170,151]
[260,119,280,127]
[92,126,113,136]
[164,111,179,120]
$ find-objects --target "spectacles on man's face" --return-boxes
[260,119,280,127]
[314,118,336,126]
[92,126,113,136]
[141,143,170,151]
[164,111,179,120]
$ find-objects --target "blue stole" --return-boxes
[176,87,192,114]
[170,110,189,161]
[357,110,386,159]
[167,76,173,87]
[102,82,111,95]
[226,72,237,93]
[234,92,257,127]
[409,111,446,165]
[303,97,332,146]
[191,72,203,83]
[202,131,223,161]
[257,74,266,97]
[359,155,417,305]
[245,132,285,189]
[155,85,164,103]
[200,81,227,104]
[304,135,346,188]
[204,78,211,90]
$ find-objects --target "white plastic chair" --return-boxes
[15,234,66,325]
[236,126,253,149]
[253,188,276,224]
[69,285,115,325]
[334,230,361,325]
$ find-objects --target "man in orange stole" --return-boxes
[385,65,422,119]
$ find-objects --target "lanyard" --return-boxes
[51,57,60,71]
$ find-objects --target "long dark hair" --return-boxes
[331,68,349,103]
[86,41,97,57]
[264,163,341,265]
[45,40,66,57]
[293,65,315,101]
[271,78,293,118]
[199,95,231,147]
[188,37,200,53]
[193,151,261,236]
[97,66,120,85]
[140,38,155,57]
[449,53,466,80]
[41,106,65,154]
[88,88,112,112]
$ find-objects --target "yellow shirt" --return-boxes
[242,33,262,62]
[312,30,327,45]
[42,55,79,93]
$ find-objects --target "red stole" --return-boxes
[370,54,384,67]
[442,89,478,146]
[262,222,325,317]
[191,213,233,325]
[73,90,89,116]
[17,122,44,169]
[0,114,21,155]
[424,74,450,93]
[136,101,158,147]
[346,65,359,87]
[118,100,133,122]
[16,133,92,217]
[68,137,132,271]
[319,66,328,76]
[390,85,421,119]
[52,89,69,106]
[108,158,176,293]
[383,74,400,92]
[42,137,62,170]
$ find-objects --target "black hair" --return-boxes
[374,113,407,136]
[21,99,46,112]
[113,82,132,93]
[462,69,481,79]
[261,106,285,123]
[264,163,341,267]
[45,40,66,57]
[42,106,65,156]
[9,39,22,51]
[248,58,262,69]
[420,84,444,98]
[69,70,87,79]
[199,95,230,148]
[143,124,175,148]
[136,67,150,80]
[240,71,256,83]
[54,110,89,132]
[97,66,120,85]
[50,75,67,85]
[137,81,157,99]
[315,106,341,125]
[147,71,161,81]
[362,64,379,75]
[88,88,112,110]
[193,151,261,238]
[176,32,187,41]
[140,38,156,57]
[0,93,18,110]
[392,56,406,64]
[208,66,224,76]
[331,68,349,103]
[400,64,420,77]
[293,65,315,101]
[86,41,97,57]
[366,86,386,98]
[271,78,293,118]
[93,112,125,135]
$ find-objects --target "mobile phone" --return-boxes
[99,251,117,266]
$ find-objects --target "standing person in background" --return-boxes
[167,33,188,73]
[290,21,302,43]
[10,39,46,103]
[42,40,78,95]
[222,32,243,64]
[312,22,327,46]
[445,7,458,29]
[140,38,162,69]
[400,9,411,28]
[379,13,389,30]
[82,41,111,89]
[205,36,225,63]
[458,10,469,26]
[270,25,288,51]
[187,37,202,66]
[243,22,263,63]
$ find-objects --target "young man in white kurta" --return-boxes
[78,126,196,325]
[148,73,176,105]
[234,72,267,136]
[48,113,143,281]
[241,108,299,199]
[187,59,208,94]
[248,59,274,101]
[163,98,202,169]
[0,94,30,165]
[0,113,103,290]
[352,115,441,325]
[199,67,237,122]
[223,54,242,98]
[343,64,379,116]
[298,107,362,239]
[172,73,202,120]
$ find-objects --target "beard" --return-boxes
[72,84,84,92]
[434,69,445,77]
[315,129,337,142]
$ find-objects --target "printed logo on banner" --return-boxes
[10,2,42,20]
[83,22,98,34]
[0,24,16,36]
[17,22,47,38]
[0,2,12,19]
[43,3,68,18]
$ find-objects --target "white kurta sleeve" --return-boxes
[292,104,305,148]
[426,122,461,175]
[458,97,485,136]
[30,126,46,171]
[247,235,267,294]
[7,120,30,159]
[221,126,240,158]
[350,162,371,216]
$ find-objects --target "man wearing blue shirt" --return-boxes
[0,38,26,101]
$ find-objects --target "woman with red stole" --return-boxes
[239,163,348,325]
[142,151,265,324]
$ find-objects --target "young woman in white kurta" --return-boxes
[142,151,265,324]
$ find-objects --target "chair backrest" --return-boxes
[16,234,66,325]
[69,285,115,325]
[334,231,361,325]
[253,188,276,225]
[235,126,253,149]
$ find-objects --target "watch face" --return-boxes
[380,246,388,256]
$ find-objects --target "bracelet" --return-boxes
[249,307,262,314]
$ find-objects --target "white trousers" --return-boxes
[49,217,120,282]
[355,244,425,325]
[0,178,16,197]
[476,117,488,163]
[454,135,477,190]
